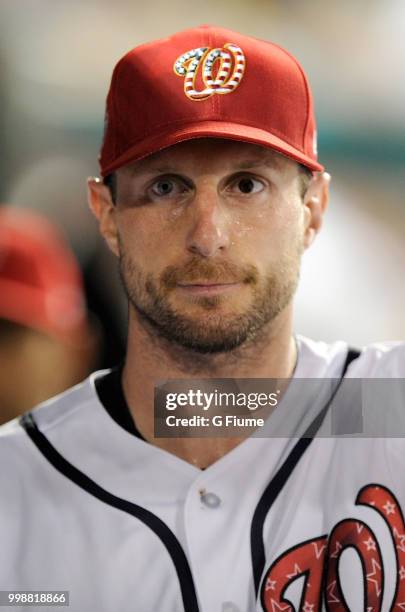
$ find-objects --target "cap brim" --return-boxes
[100,120,324,176]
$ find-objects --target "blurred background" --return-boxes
[0,0,404,421]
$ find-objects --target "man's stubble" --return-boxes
[118,236,303,355]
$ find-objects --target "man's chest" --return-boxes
[4,436,404,612]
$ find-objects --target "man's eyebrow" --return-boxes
[128,164,181,176]
[234,157,282,170]
[126,156,282,176]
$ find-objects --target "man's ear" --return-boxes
[87,177,120,257]
[302,171,330,249]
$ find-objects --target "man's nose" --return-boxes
[185,186,231,258]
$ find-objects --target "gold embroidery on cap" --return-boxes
[173,43,246,101]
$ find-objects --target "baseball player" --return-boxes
[1,25,404,612]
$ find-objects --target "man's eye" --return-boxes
[231,177,265,195]
[149,177,187,198]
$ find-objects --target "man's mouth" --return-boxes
[176,282,241,295]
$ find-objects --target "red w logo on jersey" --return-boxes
[261,484,405,611]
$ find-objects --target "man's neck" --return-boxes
[121,308,296,469]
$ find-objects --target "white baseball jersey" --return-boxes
[1,335,405,612]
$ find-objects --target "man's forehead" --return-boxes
[119,138,291,176]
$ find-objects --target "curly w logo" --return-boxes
[173,43,246,101]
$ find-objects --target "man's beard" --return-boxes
[119,243,303,355]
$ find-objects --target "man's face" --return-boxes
[112,139,310,354]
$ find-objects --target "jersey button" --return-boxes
[199,490,221,508]
[222,602,240,612]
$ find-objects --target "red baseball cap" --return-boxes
[0,207,88,345]
[99,24,323,177]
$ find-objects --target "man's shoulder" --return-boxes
[353,340,405,376]
[0,370,108,453]
[297,335,405,377]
